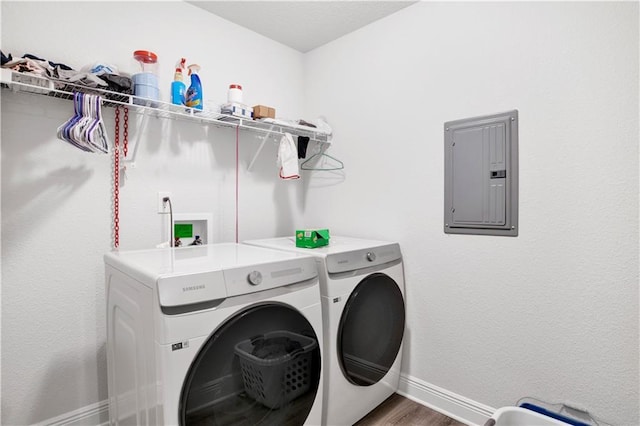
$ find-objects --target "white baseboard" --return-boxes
[397,373,495,426]
[35,400,109,426]
[33,376,493,426]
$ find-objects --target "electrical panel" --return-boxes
[444,110,518,236]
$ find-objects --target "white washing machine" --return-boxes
[104,243,324,426]
[244,236,405,426]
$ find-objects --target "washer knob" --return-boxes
[247,271,262,285]
[366,252,376,262]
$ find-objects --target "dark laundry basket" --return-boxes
[234,330,317,409]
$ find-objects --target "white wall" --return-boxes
[2,1,639,425]
[303,2,639,425]
[1,1,309,424]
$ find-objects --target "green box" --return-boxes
[174,223,193,239]
[295,229,330,248]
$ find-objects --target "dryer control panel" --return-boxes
[326,243,402,274]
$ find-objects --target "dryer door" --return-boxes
[179,303,321,425]
[337,272,405,386]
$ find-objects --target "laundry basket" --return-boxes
[485,407,579,426]
[234,330,317,409]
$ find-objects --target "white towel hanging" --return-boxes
[277,132,300,180]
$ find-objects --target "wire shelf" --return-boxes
[0,69,331,143]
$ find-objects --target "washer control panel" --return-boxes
[224,257,318,297]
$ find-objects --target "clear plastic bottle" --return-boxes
[132,50,159,106]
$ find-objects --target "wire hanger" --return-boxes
[301,144,344,171]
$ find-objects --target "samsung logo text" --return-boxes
[183,285,205,292]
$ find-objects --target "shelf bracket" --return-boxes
[247,124,275,172]
[123,106,149,167]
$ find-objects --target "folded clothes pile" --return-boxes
[1,50,132,96]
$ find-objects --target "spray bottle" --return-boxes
[185,64,203,111]
[171,58,186,106]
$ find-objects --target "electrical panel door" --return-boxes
[444,110,518,236]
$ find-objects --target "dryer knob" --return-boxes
[366,252,376,262]
[247,271,263,286]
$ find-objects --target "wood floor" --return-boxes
[354,394,467,426]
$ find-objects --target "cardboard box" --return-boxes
[295,229,330,248]
[253,105,276,119]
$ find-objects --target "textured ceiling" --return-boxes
[187,1,417,53]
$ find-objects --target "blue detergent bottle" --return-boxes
[185,64,203,111]
[171,58,186,105]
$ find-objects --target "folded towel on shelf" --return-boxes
[313,116,332,136]
[260,117,332,137]
[278,133,300,180]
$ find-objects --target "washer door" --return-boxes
[180,303,321,425]
[337,273,405,386]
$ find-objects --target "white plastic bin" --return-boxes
[485,407,569,426]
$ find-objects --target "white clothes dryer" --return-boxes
[243,236,405,426]
[104,243,324,426]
